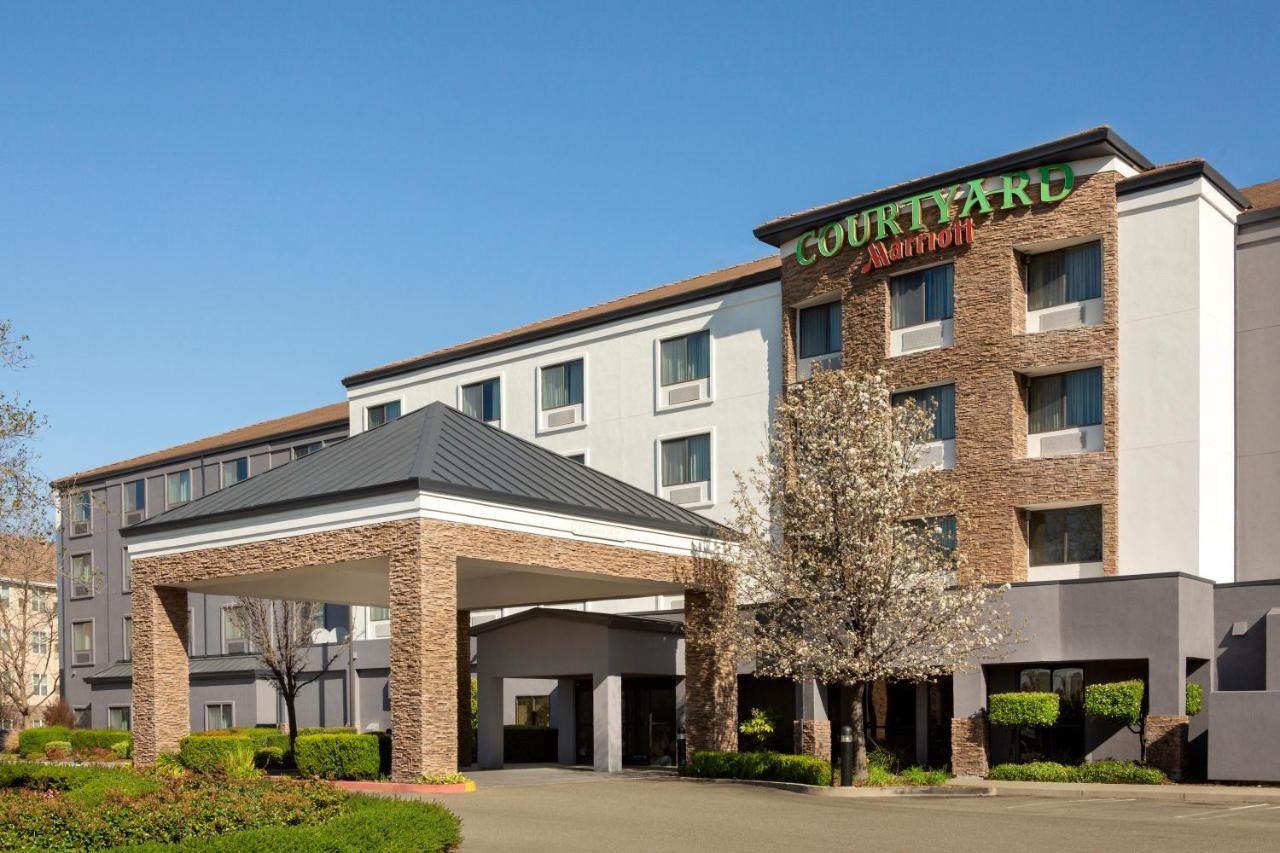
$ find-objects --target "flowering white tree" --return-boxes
[723,367,1010,781]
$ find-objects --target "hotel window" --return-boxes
[892,385,956,441]
[461,378,501,424]
[367,400,402,429]
[32,673,49,697]
[205,703,233,731]
[540,358,585,430]
[70,554,94,598]
[565,453,586,465]
[30,630,49,657]
[660,434,711,506]
[31,588,49,612]
[367,606,391,640]
[890,264,954,355]
[70,492,91,536]
[292,441,325,460]
[795,301,841,378]
[222,607,249,654]
[222,457,249,486]
[1028,505,1103,567]
[73,706,92,729]
[659,330,711,406]
[1027,367,1102,456]
[1026,242,1102,311]
[71,620,94,666]
[122,479,146,525]
[166,470,191,507]
[108,706,132,731]
[122,617,132,661]
[122,548,132,593]
[515,695,551,728]
[904,515,958,558]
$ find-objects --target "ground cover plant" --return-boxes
[862,746,948,787]
[686,750,833,786]
[988,760,1165,785]
[0,761,460,851]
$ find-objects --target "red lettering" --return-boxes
[937,227,953,249]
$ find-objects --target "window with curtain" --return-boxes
[71,492,91,527]
[166,470,191,506]
[904,515,957,557]
[661,434,711,487]
[891,264,954,330]
[123,479,145,515]
[367,400,402,429]
[660,330,711,386]
[222,607,247,650]
[222,457,249,486]
[1026,241,1102,311]
[72,621,93,662]
[108,706,132,731]
[541,359,584,410]
[1028,505,1103,566]
[461,378,501,422]
[368,606,390,623]
[122,617,132,661]
[71,554,93,597]
[1027,367,1102,434]
[797,301,841,359]
[892,384,956,441]
[205,703,233,731]
[292,441,324,460]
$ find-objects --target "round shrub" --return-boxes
[988,692,1059,727]
[19,725,70,757]
[294,733,381,780]
[1074,760,1165,785]
[1186,682,1204,716]
[1084,680,1144,726]
[178,735,254,774]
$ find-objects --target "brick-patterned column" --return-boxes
[950,715,989,777]
[388,528,458,781]
[684,587,738,754]
[457,610,473,768]
[132,584,189,766]
[1144,715,1188,780]
[793,719,832,761]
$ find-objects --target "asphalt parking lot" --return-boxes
[441,774,1280,852]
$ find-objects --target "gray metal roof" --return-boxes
[125,402,721,538]
[87,654,262,683]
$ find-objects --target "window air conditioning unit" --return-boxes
[124,511,144,527]
[370,621,391,640]
[73,649,93,666]
[540,403,583,431]
[797,353,842,381]
[664,378,709,407]
[71,521,90,537]
[662,481,709,506]
[225,639,249,655]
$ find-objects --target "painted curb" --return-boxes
[678,776,996,798]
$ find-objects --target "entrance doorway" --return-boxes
[622,677,679,766]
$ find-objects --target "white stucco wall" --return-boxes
[1117,176,1237,582]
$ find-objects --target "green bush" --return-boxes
[1186,682,1204,716]
[255,746,285,767]
[154,753,187,777]
[107,795,461,852]
[989,760,1164,784]
[111,739,132,760]
[1084,680,1144,726]
[503,725,558,762]
[687,750,833,787]
[18,725,70,756]
[293,734,380,780]
[179,735,254,774]
[69,729,132,753]
[988,692,1059,727]
[44,740,73,757]
[296,726,356,737]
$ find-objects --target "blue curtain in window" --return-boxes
[662,435,710,486]
[482,379,500,420]
[893,385,955,441]
[687,434,710,482]
[542,361,583,409]
[799,303,840,358]
[662,331,711,385]
[1064,367,1102,427]
[688,331,710,381]
[1064,242,1102,303]
[923,265,954,322]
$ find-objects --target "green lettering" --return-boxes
[817,221,845,257]
[927,185,962,224]
[845,212,871,247]
[959,179,993,218]
[795,230,817,266]
[875,203,902,241]
[904,192,930,231]
[1000,171,1032,209]
[1039,163,1075,203]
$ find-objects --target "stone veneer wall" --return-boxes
[794,719,832,762]
[779,172,1121,583]
[950,714,990,777]
[457,610,472,767]
[1143,714,1188,780]
[131,514,733,778]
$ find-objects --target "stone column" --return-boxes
[456,610,473,769]
[684,587,738,754]
[1144,716,1189,780]
[592,672,622,772]
[554,678,577,765]
[132,584,189,766]
[388,531,458,781]
[793,678,831,759]
[950,715,989,777]
[477,675,504,769]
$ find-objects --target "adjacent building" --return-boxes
[56,126,1280,781]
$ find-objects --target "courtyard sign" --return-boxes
[794,163,1075,271]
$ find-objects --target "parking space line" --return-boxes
[1176,803,1268,820]
[1005,797,1137,810]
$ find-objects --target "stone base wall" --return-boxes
[457,611,473,768]
[1144,715,1188,780]
[793,719,832,762]
[950,715,989,777]
[684,587,739,755]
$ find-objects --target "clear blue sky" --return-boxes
[3,1,1277,482]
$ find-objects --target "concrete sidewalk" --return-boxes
[952,776,1280,805]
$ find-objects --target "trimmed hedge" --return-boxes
[503,725,557,763]
[1186,682,1204,716]
[688,750,833,787]
[988,692,1059,727]
[18,725,71,756]
[1084,679,1144,726]
[179,735,255,774]
[105,795,461,852]
[296,727,356,737]
[70,729,133,753]
[989,760,1165,785]
[294,734,380,780]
